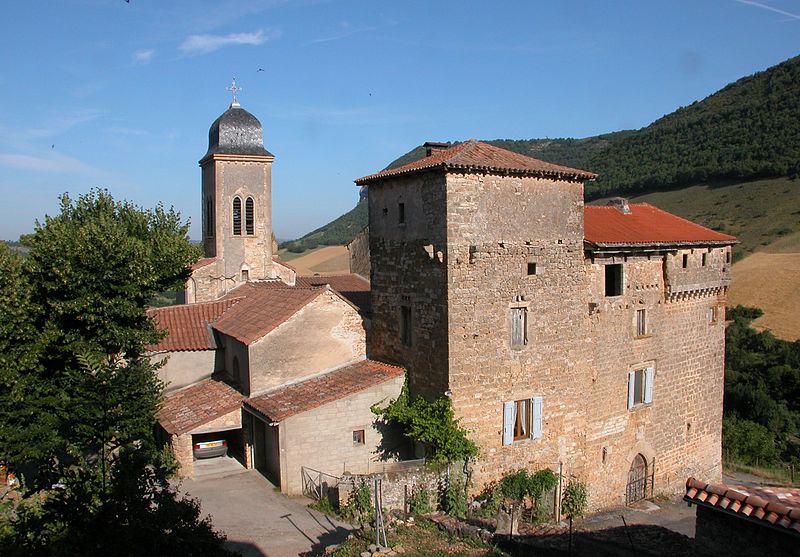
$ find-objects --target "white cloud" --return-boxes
[179,28,280,55]
[734,0,800,21]
[132,49,155,64]
[0,152,96,174]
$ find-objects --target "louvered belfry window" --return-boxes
[245,197,255,235]
[232,197,242,236]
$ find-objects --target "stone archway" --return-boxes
[626,453,648,504]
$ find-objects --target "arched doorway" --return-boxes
[626,453,648,504]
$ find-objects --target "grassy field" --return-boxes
[277,245,350,275]
[593,176,800,260]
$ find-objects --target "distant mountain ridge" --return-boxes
[281,54,800,252]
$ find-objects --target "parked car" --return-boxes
[193,437,228,459]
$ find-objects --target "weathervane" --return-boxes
[227,77,242,107]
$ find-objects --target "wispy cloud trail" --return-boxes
[179,29,280,55]
[132,49,155,64]
[734,0,800,20]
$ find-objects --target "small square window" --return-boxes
[400,305,412,347]
[398,203,405,224]
[701,253,707,266]
[636,309,647,337]
[682,254,688,268]
[605,264,622,297]
[510,307,527,348]
[353,430,365,445]
[241,269,249,282]
[527,262,537,276]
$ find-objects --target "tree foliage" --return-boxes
[372,381,478,464]
[0,190,233,555]
[724,305,800,463]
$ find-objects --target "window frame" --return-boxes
[352,429,365,446]
[245,196,255,235]
[604,263,623,297]
[502,397,543,445]
[635,308,647,337]
[232,196,242,236]
[510,306,528,349]
[627,366,654,410]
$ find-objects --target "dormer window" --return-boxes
[232,197,242,236]
[245,197,255,235]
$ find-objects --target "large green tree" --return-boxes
[0,191,233,556]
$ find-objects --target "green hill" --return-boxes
[283,55,800,253]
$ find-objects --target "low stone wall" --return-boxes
[338,461,467,513]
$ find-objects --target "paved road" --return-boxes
[180,469,354,557]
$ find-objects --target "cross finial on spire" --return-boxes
[227,77,242,107]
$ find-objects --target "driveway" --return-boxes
[180,469,354,557]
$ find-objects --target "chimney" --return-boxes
[607,197,631,214]
[423,141,450,157]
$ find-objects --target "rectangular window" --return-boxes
[205,198,214,237]
[636,309,647,337]
[241,269,249,282]
[628,367,654,409]
[527,262,537,276]
[400,305,412,347]
[726,250,731,264]
[502,397,543,445]
[709,306,719,324]
[510,307,527,348]
[701,252,707,266]
[682,254,688,268]
[398,203,405,224]
[353,430,365,445]
[605,264,622,297]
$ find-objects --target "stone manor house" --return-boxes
[151,99,736,510]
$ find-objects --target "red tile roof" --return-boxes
[355,140,597,185]
[685,477,800,535]
[158,379,243,435]
[244,359,404,422]
[147,299,241,352]
[191,257,216,271]
[213,285,325,345]
[296,274,371,313]
[584,203,737,247]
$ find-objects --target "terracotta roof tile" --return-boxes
[157,379,243,435]
[147,299,241,352]
[355,140,597,185]
[684,477,800,536]
[244,359,404,422]
[585,203,737,247]
[295,274,371,313]
[214,285,324,345]
[191,257,216,271]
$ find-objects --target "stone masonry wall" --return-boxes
[368,172,450,399]
[248,290,366,396]
[444,172,591,501]
[665,246,732,297]
[347,226,371,279]
[280,375,405,495]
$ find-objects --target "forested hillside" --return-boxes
[282,55,800,251]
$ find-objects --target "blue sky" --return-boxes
[0,0,798,241]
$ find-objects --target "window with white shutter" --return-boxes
[628,367,654,409]
[503,397,543,445]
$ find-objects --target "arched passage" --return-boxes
[626,453,648,504]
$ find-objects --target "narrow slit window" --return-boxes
[398,202,405,224]
[400,305,412,346]
[701,252,707,266]
[205,197,214,237]
[726,250,731,264]
[510,307,527,348]
[682,254,688,268]
[245,197,255,235]
[232,197,242,236]
[605,264,622,296]
[636,309,647,337]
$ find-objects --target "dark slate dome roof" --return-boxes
[205,102,272,157]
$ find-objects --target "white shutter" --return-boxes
[531,397,543,439]
[627,371,636,409]
[644,367,654,404]
[502,401,515,445]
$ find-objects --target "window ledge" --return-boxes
[628,402,653,412]
[634,334,653,340]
